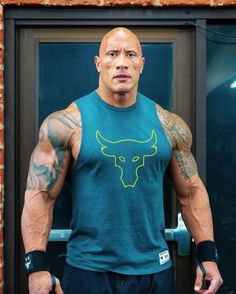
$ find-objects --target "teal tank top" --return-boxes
[67,90,172,275]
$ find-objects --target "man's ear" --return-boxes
[94,56,101,73]
[140,57,145,74]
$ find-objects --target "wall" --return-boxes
[0,0,235,292]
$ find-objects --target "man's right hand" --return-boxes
[28,271,64,294]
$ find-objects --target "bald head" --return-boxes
[94,27,145,103]
[99,27,142,57]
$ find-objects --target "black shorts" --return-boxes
[62,263,176,294]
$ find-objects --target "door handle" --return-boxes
[49,213,190,256]
[165,213,191,256]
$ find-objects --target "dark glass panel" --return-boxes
[39,43,100,120]
[140,43,173,110]
[207,25,236,293]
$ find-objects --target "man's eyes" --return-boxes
[128,52,136,58]
[107,52,117,57]
[106,52,137,58]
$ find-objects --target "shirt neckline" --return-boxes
[94,90,139,112]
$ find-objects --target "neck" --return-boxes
[96,87,137,108]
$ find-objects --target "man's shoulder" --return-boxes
[40,103,81,149]
[156,104,192,150]
[47,103,81,127]
[156,103,183,125]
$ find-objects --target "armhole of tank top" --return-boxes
[69,100,84,172]
[154,103,172,155]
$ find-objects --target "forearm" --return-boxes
[178,175,214,244]
[21,190,55,253]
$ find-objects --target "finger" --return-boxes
[204,278,222,294]
[55,277,64,294]
[194,268,204,292]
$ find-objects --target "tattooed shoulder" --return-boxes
[46,103,82,149]
[156,104,175,148]
[156,104,192,151]
[26,103,81,193]
[156,104,197,180]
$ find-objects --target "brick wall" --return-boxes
[1,0,236,5]
[0,0,235,292]
[0,4,4,293]
[2,0,236,5]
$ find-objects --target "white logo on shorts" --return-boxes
[159,250,170,265]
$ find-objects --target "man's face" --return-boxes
[95,29,145,95]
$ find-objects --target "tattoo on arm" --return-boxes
[26,129,68,192]
[157,104,198,180]
[173,150,198,180]
[26,105,81,193]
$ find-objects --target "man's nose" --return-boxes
[116,54,128,69]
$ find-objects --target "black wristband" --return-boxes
[197,240,218,263]
[24,250,49,275]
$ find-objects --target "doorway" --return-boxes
[18,26,193,293]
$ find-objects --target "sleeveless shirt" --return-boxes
[66,90,172,274]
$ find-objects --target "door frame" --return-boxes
[18,26,193,294]
[5,6,235,293]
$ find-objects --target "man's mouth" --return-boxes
[113,74,131,80]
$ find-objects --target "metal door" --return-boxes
[207,24,236,293]
[18,27,193,293]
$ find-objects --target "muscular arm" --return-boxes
[157,105,222,293]
[22,103,81,252]
[157,104,213,243]
[21,104,81,293]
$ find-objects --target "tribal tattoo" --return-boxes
[156,104,198,180]
[172,149,198,180]
[26,104,81,195]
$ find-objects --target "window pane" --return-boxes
[140,43,173,110]
[39,43,100,122]
[39,42,173,123]
[207,25,236,293]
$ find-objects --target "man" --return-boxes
[21,27,223,294]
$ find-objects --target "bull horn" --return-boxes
[147,130,157,147]
[96,130,114,147]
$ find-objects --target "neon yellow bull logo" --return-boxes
[96,130,158,188]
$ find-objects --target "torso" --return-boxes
[66,90,173,274]
[60,96,192,178]
[67,102,176,162]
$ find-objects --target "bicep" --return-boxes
[22,136,70,251]
[168,150,198,197]
[172,149,198,181]
[26,123,72,198]
[165,111,199,193]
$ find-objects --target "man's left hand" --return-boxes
[194,261,223,294]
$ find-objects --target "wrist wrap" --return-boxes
[197,240,218,263]
[24,250,49,275]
